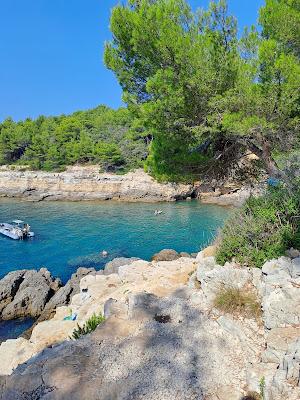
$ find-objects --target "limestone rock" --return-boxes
[0,292,262,400]
[195,256,252,307]
[22,267,96,338]
[103,298,128,319]
[103,257,139,275]
[0,255,299,400]
[261,257,300,329]
[0,268,61,319]
[0,338,36,376]
[0,166,193,202]
[286,247,300,259]
[200,184,265,207]
[44,267,96,311]
[268,339,300,400]
[151,249,180,262]
[0,270,27,314]
[262,327,300,364]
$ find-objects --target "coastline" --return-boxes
[0,166,193,203]
[0,165,262,206]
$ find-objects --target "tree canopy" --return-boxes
[105,0,300,180]
[0,106,147,172]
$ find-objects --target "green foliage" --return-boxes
[216,186,300,268]
[0,106,146,172]
[259,376,266,400]
[259,0,300,57]
[71,313,105,340]
[105,0,239,179]
[105,0,300,180]
[214,287,261,319]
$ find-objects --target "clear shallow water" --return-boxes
[0,199,231,283]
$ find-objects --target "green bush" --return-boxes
[216,186,300,268]
[71,313,105,340]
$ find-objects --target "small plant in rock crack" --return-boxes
[71,313,105,340]
[259,377,266,400]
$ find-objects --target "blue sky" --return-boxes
[0,0,263,122]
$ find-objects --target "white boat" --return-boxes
[0,220,35,240]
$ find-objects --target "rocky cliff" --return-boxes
[0,250,299,400]
[0,166,193,202]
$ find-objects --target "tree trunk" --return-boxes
[243,139,287,180]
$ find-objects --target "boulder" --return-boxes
[179,252,192,258]
[0,268,61,320]
[151,249,180,262]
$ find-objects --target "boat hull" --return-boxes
[0,223,34,240]
[0,226,21,240]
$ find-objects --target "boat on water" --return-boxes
[0,220,35,240]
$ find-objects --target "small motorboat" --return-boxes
[0,220,35,240]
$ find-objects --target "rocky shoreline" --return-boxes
[0,166,193,203]
[0,165,263,206]
[0,248,299,399]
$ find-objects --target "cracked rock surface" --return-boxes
[0,252,299,399]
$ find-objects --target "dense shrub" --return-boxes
[216,186,300,268]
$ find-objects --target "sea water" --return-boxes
[0,199,231,339]
[0,199,231,283]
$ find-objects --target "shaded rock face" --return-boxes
[0,166,193,202]
[151,249,180,262]
[21,267,97,339]
[44,267,96,311]
[0,268,61,320]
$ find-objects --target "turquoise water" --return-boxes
[0,199,231,283]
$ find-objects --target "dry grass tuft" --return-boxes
[214,287,261,319]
